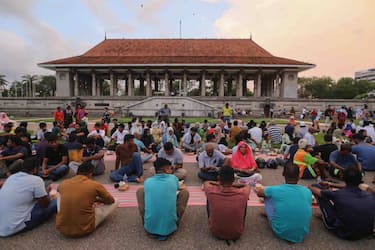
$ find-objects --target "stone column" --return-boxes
[182,71,187,96]
[279,73,285,97]
[127,71,133,96]
[146,71,152,97]
[140,78,145,96]
[236,71,243,97]
[255,73,262,97]
[164,71,170,96]
[109,72,114,96]
[201,70,206,96]
[91,72,96,96]
[96,76,101,96]
[219,71,225,97]
[74,72,79,96]
[113,75,118,96]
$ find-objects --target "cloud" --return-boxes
[81,0,134,35]
[0,1,89,82]
[211,0,375,79]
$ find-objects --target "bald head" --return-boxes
[205,143,215,157]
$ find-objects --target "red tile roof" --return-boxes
[39,39,313,67]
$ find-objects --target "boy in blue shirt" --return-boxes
[136,158,189,240]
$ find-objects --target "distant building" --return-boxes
[355,68,375,82]
[38,38,314,98]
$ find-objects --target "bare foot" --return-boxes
[136,176,144,183]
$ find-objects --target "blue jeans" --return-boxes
[264,197,275,225]
[198,171,219,181]
[24,199,57,231]
[39,164,69,181]
[110,153,143,182]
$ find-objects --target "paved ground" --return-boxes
[0,156,374,250]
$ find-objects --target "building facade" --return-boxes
[355,68,375,82]
[39,39,314,99]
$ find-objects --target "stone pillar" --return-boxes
[182,71,187,96]
[91,72,96,96]
[96,77,101,96]
[146,72,152,97]
[255,73,262,97]
[237,71,243,97]
[201,71,206,96]
[242,79,247,96]
[74,72,79,96]
[279,73,285,97]
[219,71,225,97]
[140,78,145,96]
[109,72,114,96]
[127,71,133,96]
[164,71,170,96]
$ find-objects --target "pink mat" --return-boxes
[52,184,265,208]
[104,153,281,164]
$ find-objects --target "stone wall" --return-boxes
[0,96,373,118]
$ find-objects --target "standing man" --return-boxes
[57,162,118,237]
[255,162,312,243]
[136,158,189,241]
[222,103,232,124]
[204,166,250,241]
[158,104,171,123]
[54,107,64,126]
[0,158,57,237]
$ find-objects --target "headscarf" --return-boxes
[159,121,166,134]
[0,112,10,130]
[231,141,257,170]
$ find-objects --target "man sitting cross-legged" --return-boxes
[110,134,144,183]
[69,137,105,176]
[309,166,375,240]
[136,158,189,241]
[0,157,57,237]
[57,162,118,237]
[151,142,187,180]
[329,143,361,179]
[198,143,229,181]
[255,162,312,243]
[41,133,69,181]
[204,165,250,241]
[180,127,202,153]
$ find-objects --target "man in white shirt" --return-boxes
[249,123,262,144]
[303,127,316,147]
[88,123,109,147]
[0,158,57,237]
[110,123,128,146]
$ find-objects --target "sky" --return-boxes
[0,0,374,82]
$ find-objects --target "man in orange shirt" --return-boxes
[293,139,328,180]
[56,162,118,237]
[229,120,241,143]
[53,107,64,125]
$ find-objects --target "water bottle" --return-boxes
[123,174,128,183]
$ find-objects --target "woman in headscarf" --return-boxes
[159,121,167,135]
[141,128,158,153]
[151,121,162,145]
[214,126,228,146]
[161,127,178,148]
[231,141,262,185]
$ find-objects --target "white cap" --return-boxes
[298,139,308,149]
[300,122,306,127]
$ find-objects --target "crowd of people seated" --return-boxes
[0,104,374,244]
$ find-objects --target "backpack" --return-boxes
[266,159,278,169]
[256,157,266,169]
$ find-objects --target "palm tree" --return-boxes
[0,74,7,87]
[22,74,38,97]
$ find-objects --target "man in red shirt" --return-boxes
[54,107,64,125]
[204,165,250,241]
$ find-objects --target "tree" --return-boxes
[36,75,56,96]
[0,74,7,88]
[22,74,38,97]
